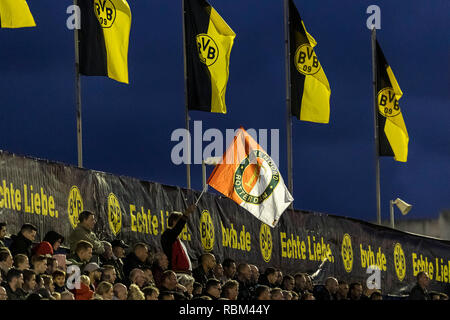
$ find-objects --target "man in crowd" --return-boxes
[0,248,13,282]
[84,262,103,290]
[13,254,30,271]
[129,268,148,289]
[222,258,237,283]
[158,270,186,300]
[281,275,295,291]
[213,262,224,282]
[335,280,349,300]
[161,204,196,273]
[68,210,104,262]
[113,283,128,300]
[293,273,308,297]
[221,279,239,300]
[68,240,93,273]
[349,282,363,301]
[101,265,117,284]
[270,288,284,300]
[255,285,271,300]
[314,277,338,301]
[22,269,37,294]
[192,253,216,287]
[123,243,150,281]
[9,223,37,258]
[249,264,259,286]
[151,251,169,288]
[258,267,278,288]
[110,239,128,284]
[31,255,48,276]
[236,263,253,300]
[409,271,430,300]
[5,268,26,300]
[0,222,7,248]
[204,278,222,300]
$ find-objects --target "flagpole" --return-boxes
[74,0,83,168]
[371,27,381,225]
[284,0,294,202]
[182,0,191,189]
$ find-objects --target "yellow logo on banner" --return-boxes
[259,223,272,262]
[94,0,117,28]
[394,243,406,281]
[199,210,214,251]
[107,193,122,236]
[341,233,353,273]
[67,186,84,229]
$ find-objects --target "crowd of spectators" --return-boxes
[0,211,448,301]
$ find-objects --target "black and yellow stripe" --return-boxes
[0,0,35,28]
[184,0,235,113]
[289,0,330,123]
[79,0,131,84]
[376,40,408,162]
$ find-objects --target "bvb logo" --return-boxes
[199,210,215,251]
[234,150,279,205]
[393,243,406,281]
[341,233,353,273]
[377,87,401,117]
[107,193,122,236]
[294,44,321,75]
[67,186,83,229]
[259,223,272,262]
[94,0,116,28]
[196,34,219,66]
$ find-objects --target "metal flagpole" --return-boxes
[371,27,381,225]
[182,0,191,189]
[74,0,83,168]
[284,0,294,204]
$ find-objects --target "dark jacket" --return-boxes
[122,252,149,282]
[43,231,64,252]
[9,233,33,258]
[5,284,26,300]
[192,265,215,287]
[151,263,165,288]
[257,274,275,289]
[313,284,335,301]
[161,216,191,272]
[409,284,430,300]
[158,285,186,300]
[237,278,253,301]
[102,256,125,284]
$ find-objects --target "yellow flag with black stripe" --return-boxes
[184,0,236,113]
[0,0,36,28]
[289,0,330,123]
[376,40,408,162]
[78,0,131,84]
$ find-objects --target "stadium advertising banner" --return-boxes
[0,150,449,295]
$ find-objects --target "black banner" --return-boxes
[0,150,449,295]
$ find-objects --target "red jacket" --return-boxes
[73,283,94,300]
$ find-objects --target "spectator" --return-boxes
[204,278,222,300]
[161,204,196,273]
[221,279,239,300]
[142,265,155,287]
[151,251,169,288]
[177,273,195,299]
[113,283,128,300]
[22,269,37,294]
[348,282,363,301]
[0,248,13,281]
[31,241,53,259]
[73,275,94,300]
[5,268,26,300]
[123,243,149,281]
[95,281,114,300]
[52,270,66,293]
[99,241,113,266]
[142,285,160,300]
[302,291,316,300]
[13,254,30,271]
[31,255,48,276]
[275,270,283,287]
[409,271,430,300]
[249,264,259,286]
[313,277,338,301]
[336,280,349,300]
[255,285,271,300]
[293,273,308,296]
[46,257,58,275]
[236,263,253,301]
[101,265,117,284]
[0,286,7,300]
[270,287,284,300]
[258,267,277,288]
[222,258,237,283]
[9,223,37,258]
[67,240,93,272]
[110,239,128,284]
[305,274,314,292]
[213,263,224,282]
[39,274,55,299]
[127,283,145,300]
[83,262,103,290]
[42,231,64,253]
[192,282,203,298]
[158,270,185,300]
[0,222,7,248]
[370,290,383,300]
[68,210,104,259]
[129,268,147,289]
[281,275,295,291]
[60,290,75,300]
[192,253,216,287]
[282,290,293,300]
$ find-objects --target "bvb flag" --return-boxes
[208,128,294,227]
[0,0,35,28]
[78,0,131,84]
[289,0,330,123]
[376,40,408,162]
[184,0,235,113]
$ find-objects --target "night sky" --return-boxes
[0,0,448,223]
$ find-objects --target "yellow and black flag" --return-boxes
[376,40,408,162]
[0,0,35,28]
[184,0,235,113]
[289,0,330,123]
[78,0,131,84]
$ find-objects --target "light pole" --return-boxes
[389,198,412,229]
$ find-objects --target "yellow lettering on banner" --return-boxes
[281,233,287,258]
[34,193,41,215]
[0,185,3,208]
[152,215,158,236]
[40,188,48,216]
[15,190,21,211]
[49,196,57,217]
[221,222,251,252]
[130,204,137,232]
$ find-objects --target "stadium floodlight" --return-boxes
[390,198,413,229]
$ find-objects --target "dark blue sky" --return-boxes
[1,0,448,223]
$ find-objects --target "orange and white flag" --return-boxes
[207,127,293,227]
